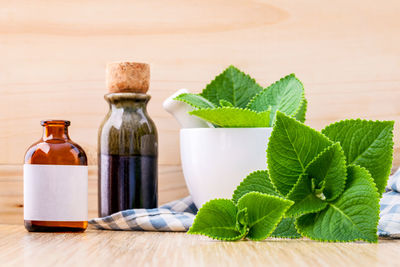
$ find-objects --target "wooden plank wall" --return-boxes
[0,0,400,223]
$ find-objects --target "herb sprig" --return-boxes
[175,66,306,127]
[188,112,394,242]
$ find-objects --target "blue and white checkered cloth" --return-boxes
[89,196,197,231]
[378,168,400,238]
[90,169,400,237]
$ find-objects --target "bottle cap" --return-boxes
[106,62,150,93]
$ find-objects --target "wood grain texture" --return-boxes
[1,0,400,228]
[0,165,188,224]
[0,225,399,267]
[0,0,399,166]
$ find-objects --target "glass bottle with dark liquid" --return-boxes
[98,62,158,217]
[24,120,88,232]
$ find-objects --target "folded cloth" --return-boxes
[89,196,197,231]
[90,169,400,236]
[378,168,400,238]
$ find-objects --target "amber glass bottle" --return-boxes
[98,62,158,217]
[24,120,88,232]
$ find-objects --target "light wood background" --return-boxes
[1,0,400,223]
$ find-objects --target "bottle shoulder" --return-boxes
[98,109,158,156]
[24,139,87,165]
[100,109,158,135]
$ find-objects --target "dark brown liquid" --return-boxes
[24,221,88,232]
[98,154,158,217]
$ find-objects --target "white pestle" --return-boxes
[163,89,213,128]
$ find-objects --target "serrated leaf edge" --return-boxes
[292,76,306,117]
[321,118,395,133]
[189,106,269,115]
[270,235,301,239]
[246,73,298,109]
[270,233,302,239]
[294,165,380,243]
[267,111,334,195]
[304,142,348,202]
[200,65,263,107]
[246,73,306,124]
[270,217,302,239]
[237,192,294,241]
[322,119,395,195]
[232,170,281,203]
[189,107,271,127]
[187,198,245,241]
[346,164,381,237]
[173,93,216,109]
[187,227,246,241]
[293,95,307,123]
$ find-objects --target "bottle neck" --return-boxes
[105,93,150,112]
[41,120,70,141]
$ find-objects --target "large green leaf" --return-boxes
[246,74,304,122]
[200,66,263,108]
[271,217,301,239]
[237,192,293,241]
[232,170,280,203]
[267,112,333,195]
[188,199,246,241]
[285,174,327,217]
[306,142,347,201]
[296,165,380,243]
[174,93,216,109]
[321,119,394,194]
[189,107,271,127]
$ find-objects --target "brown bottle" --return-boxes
[98,62,158,217]
[24,120,88,232]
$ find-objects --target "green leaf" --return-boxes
[200,66,263,108]
[267,112,333,196]
[232,170,280,203]
[219,99,234,107]
[237,192,293,241]
[247,74,305,122]
[285,174,327,217]
[189,107,271,128]
[294,98,307,123]
[188,199,246,241]
[296,165,380,243]
[174,93,216,109]
[236,208,249,234]
[321,119,394,194]
[271,217,301,239]
[305,142,347,201]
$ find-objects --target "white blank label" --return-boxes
[24,164,88,221]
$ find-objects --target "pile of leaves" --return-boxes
[175,66,306,127]
[188,112,394,242]
[176,66,394,242]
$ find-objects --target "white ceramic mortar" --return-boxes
[180,128,272,208]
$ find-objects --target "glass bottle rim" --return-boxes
[104,92,150,101]
[40,120,71,127]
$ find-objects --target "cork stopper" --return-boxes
[106,62,150,93]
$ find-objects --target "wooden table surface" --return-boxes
[0,225,399,267]
[2,166,400,266]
